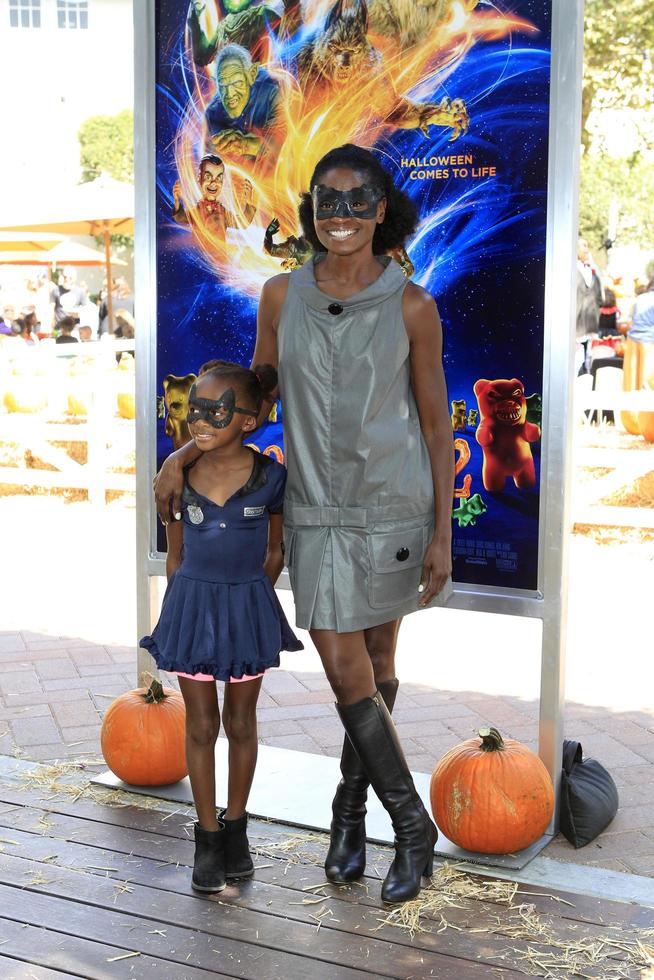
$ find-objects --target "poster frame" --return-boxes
[134,0,584,824]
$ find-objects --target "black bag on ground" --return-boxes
[559,740,619,848]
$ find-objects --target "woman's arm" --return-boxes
[154,439,201,525]
[264,512,285,585]
[251,274,288,426]
[165,519,184,580]
[403,283,454,606]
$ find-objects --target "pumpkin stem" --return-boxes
[142,678,167,704]
[478,726,505,752]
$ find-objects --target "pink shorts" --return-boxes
[173,671,263,683]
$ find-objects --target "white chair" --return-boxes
[574,373,594,424]
[592,366,623,424]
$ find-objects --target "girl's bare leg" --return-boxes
[222,676,263,819]
[178,677,221,831]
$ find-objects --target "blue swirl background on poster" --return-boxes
[154,1,551,589]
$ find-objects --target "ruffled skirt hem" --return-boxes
[139,572,303,680]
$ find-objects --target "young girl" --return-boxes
[141,361,302,893]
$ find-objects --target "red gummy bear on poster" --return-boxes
[473,378,541,491]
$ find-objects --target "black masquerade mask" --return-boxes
[186,384,258,429]
[312,183,384,221]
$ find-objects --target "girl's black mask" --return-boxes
[186,384,258,429]
[312,183,384,221]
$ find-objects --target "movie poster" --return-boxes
[155,0,552,591]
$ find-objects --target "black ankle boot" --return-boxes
[192,822,226,893]
[219,810,254,880]
[325,679,399,883]
[336,693,438,904]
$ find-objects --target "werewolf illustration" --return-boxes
[188,0,301,65]
[369,0,480,49]
[298,0,469,141]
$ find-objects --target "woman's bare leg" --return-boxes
[364,618,402,686]
[309,628,376,704]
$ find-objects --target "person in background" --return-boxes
[79,325,93,342]
[57,268,87,324]
[0,310,14,335]
[55,316,79,345]
[628,277,654,346]
[26,274,55,334]
[114,308,135,362]
[598,286,619,338]
[1,303,18,333]
[16,318,39,345]
[576,237,603,374]
[98,277,134,337]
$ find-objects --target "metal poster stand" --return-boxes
[133,0,585,847]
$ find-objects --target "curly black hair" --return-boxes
[197,361,277,412]
[298,144,418,255]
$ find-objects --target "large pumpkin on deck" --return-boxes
[430,727,554,855]
[101,679,187,786]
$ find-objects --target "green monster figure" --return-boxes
[263,219,314,271]
[452,493,487,528]
[188,0,300,64]
[525,393,542,428]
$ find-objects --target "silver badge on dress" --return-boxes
[187,504,204,525]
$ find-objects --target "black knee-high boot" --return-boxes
[336,692,438,904]
[325,678,399,883]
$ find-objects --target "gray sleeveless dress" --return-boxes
[278,255,451,632]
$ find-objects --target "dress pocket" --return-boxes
[282,526,296,569]
[366,523,428,609]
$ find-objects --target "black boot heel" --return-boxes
[325,679,399,884]
[219,810,254,880]
[192,822,226,893]
[423,826,438,878]
[336,692,438,905]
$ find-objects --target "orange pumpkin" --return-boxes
[430,727,554,854]
[638,374,654,443]
[101,678,187,786]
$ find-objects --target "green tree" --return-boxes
[78,110,134,184]
[583,0,654,152]
[579,152,654,253]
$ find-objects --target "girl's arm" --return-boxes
[403,282,454,607]
[165,519,184,580]
[251,274,288,426]
[264,512,285,585]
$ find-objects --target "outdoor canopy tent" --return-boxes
[0,241,127,267]
[0,232,65,252]
[0,174,134,331]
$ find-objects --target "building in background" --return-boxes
[1,0,134,291]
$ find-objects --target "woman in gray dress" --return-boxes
[156,144,454,904]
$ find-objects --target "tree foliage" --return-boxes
[583,0,654,151]
[78,110,134,184]
[579,152,654,253]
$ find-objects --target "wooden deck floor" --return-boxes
[0,764,652,980]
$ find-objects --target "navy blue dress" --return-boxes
[140,451,303,680]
